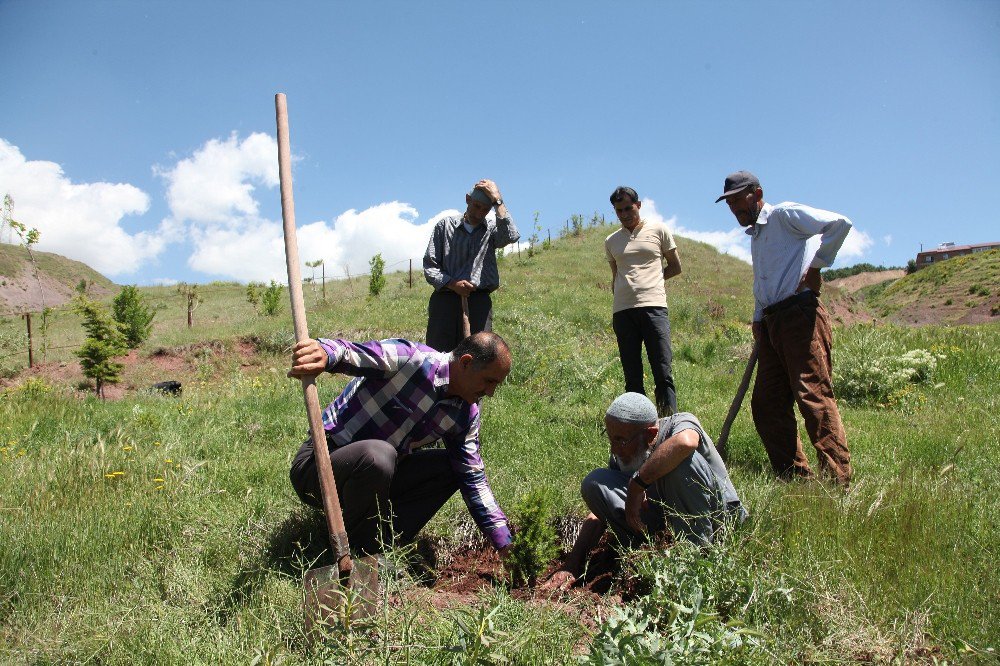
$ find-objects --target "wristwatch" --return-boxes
[630,471,651,490]
[493,198,503,208]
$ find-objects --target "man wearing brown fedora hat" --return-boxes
[716,171,853,486]
[423,179,520,352]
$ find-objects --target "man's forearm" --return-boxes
[635,430,699,485]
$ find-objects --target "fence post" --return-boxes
[548,229,551,244]
[321,262,326,302]
[409,259,413,288]
[24,312,33,368]
[517,242,521,259]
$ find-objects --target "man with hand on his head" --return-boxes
[288,331,515,559]
[716,170,853,486]
[423,179,520,352]
[541,393,746,591]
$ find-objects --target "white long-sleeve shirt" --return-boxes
[748,202,852,321]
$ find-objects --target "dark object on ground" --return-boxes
[152,380,182,396]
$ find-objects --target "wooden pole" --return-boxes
[321,262,326,302]
[24,313,33,368]
[276,93,352,578]
[461,296,471,338]
[409,259,413,288]
[716,340,759,460]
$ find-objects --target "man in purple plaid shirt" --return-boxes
[288,331,514,557]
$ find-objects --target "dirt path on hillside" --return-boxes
[827,270,905,293]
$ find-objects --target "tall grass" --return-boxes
[1,227,998,663]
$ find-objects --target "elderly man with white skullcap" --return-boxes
[542,393,747,591]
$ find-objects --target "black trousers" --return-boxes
[289,439,460,555]
[612,306,677,415]
[425,289,493,353]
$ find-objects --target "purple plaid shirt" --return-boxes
[316,337,511,549]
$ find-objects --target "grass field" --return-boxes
[1,225,998,664]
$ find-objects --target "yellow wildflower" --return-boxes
[153,478,165,483]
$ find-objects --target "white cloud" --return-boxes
[152,277,179,286]
[642,199,752,263]
[839,227,874,260]
[883,234,893,246]
[183,200,445,283]
[157,132,278,225]
[155,132,443,283]
[0,138,170,275]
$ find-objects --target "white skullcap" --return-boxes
[605,392,658,424]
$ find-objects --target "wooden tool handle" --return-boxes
[461,295,471,338]
[716,339,759,460]
[276,93,352,576]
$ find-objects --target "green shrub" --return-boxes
[582,542,769,664]
[111,285,155,348]
[507,488,559,587]
[835,327,944,408]
[260,280,284,316]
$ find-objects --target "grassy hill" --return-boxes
[1,225,998,663]
[0,242,116,312]
[863,249,1000,325]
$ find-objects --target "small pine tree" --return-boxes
[112,285,155,348]
[369,253,386,297]
[73,296,126,399]
[507,488,559,587]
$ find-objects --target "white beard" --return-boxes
[614,447,651,475]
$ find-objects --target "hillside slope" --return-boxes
[0,243,115,312]
[865,249,1000,325]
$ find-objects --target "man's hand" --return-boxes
[474,178,502,205]
[288,339,329,378]
[539,569,577,592]
[625,482,647,535]
[448,279,476,297]
[797,267,822,295]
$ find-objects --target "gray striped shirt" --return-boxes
[423,215,520,292]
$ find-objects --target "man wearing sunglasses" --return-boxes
[716,171,853,486]
[541,393,746,591]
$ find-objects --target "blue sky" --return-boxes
[1,1,997,285]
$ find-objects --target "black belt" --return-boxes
[762,290,817,317]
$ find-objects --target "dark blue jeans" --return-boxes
[612,306,677,415]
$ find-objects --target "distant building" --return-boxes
[914,241,1000,270]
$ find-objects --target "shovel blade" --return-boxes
[303,557,379,636]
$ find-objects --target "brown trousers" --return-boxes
[751,296,852,485]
